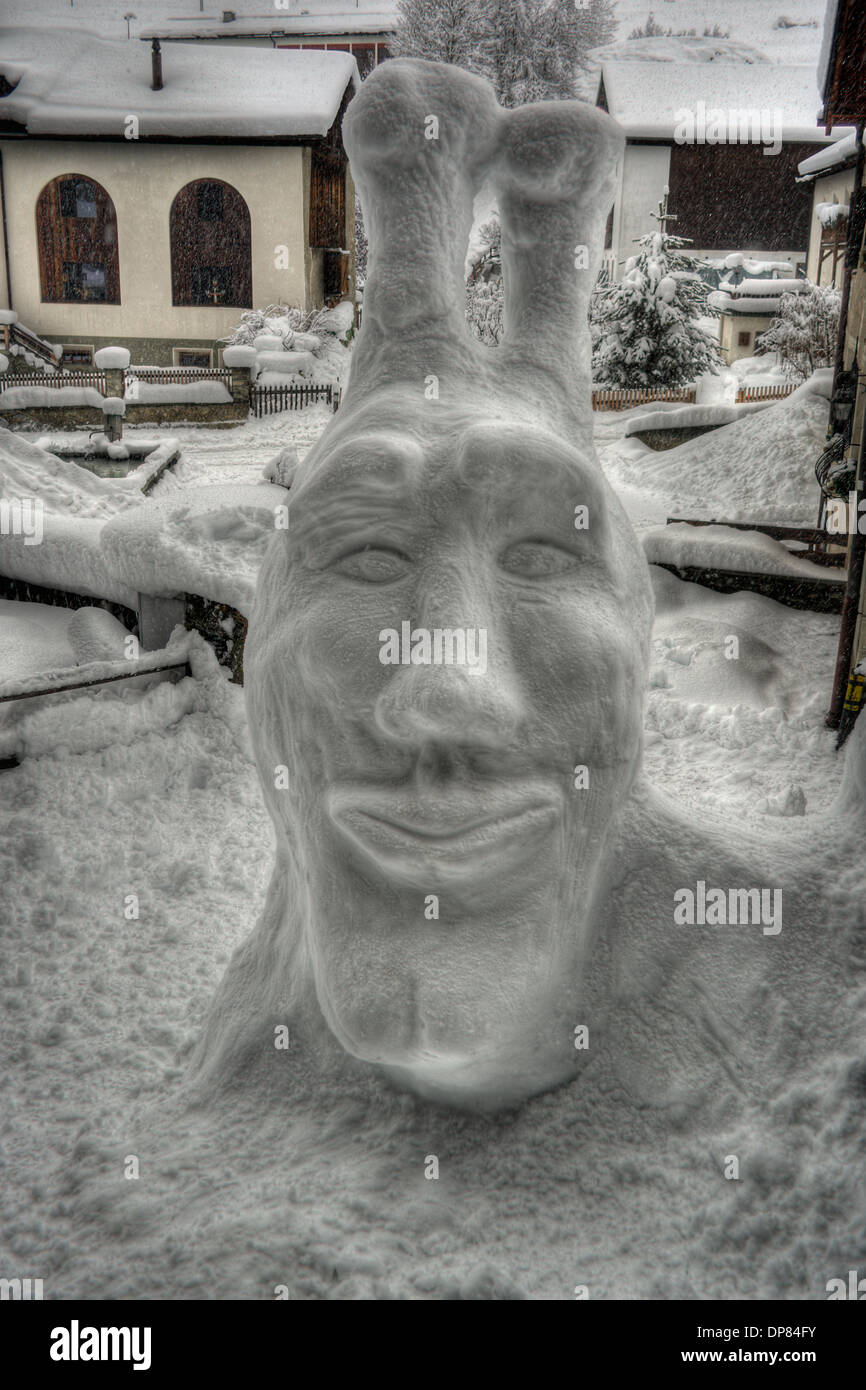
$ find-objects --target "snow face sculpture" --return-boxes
[207,61,654,1108]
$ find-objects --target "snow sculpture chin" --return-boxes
[211,61,653,1109]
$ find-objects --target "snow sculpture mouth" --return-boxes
[232,58,656,1107]
[327,786,561,888]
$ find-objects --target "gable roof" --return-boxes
[139,8,396,42]
[598,61,837,144]
[0,25,358,138]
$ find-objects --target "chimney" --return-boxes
[151,38,163,91]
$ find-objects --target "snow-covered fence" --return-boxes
[125,367,234,387]
[735,384,797,403]
[591,386,697,412]
[252,382,338,417]
[0,370,107,393]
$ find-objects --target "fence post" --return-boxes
[222,346,256,412]
[93,346,130,399]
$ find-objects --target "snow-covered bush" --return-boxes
[220,303,354,389]
[592,212,723,388]
[755,283,841,382]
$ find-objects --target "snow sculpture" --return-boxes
[194,60,660,1108]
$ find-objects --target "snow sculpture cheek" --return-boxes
[244,60,654,1106]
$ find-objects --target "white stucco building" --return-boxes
[0,26,358,366]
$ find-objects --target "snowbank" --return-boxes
[0,428,148,519]
[0,597,76,684]
[126,382,231,404]
[601,374,831,526]
[625,402,768,434]
[0,513,138,610]
[643,522,843,579]
[99,484,289,613]
[0,385,104,409]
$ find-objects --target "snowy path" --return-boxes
[139,407,335,493]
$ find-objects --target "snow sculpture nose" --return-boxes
[375,652,522,752]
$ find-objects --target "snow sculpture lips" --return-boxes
[327,783,561,889]
[243,60,655,1106]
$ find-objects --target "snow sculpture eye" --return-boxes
[499,540,582,578]
[330,546,411,583]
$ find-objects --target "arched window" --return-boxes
[170,179,252,307]
[36,175,120,303]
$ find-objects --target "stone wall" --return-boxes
[0,401,248,429]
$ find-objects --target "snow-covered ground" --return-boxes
[2,381,861,1300]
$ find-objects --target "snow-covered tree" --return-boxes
[591,200,723,387]
[466,215,503,344]
[477,0,617,105]
[755,282,841,382]
[466,276,504,344]
[354,199,369,292]
[391,0,483,66]
[393,0,616,107]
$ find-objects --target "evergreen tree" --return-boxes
[755,282,841,382]
[391,0,484,66]
[354,199,369,292]
[392,0,617,106]
[591,197,723,387]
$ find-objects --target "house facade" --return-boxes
[596,62,849,283]
[0,27,358,367]
[797,132,860,290]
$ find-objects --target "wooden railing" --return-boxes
[126,367,233,386]
[735,383,797,402]
[0,370,107,392]
[2,322,62,371]
[252,382,337,416]
[591,386,697,412]
[591,383,797,412]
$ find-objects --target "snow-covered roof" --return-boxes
[0,25,358,138]
[818,0,841,105]
[140,10,396,42]
[797,130,859,180]
[599,61,837,143]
